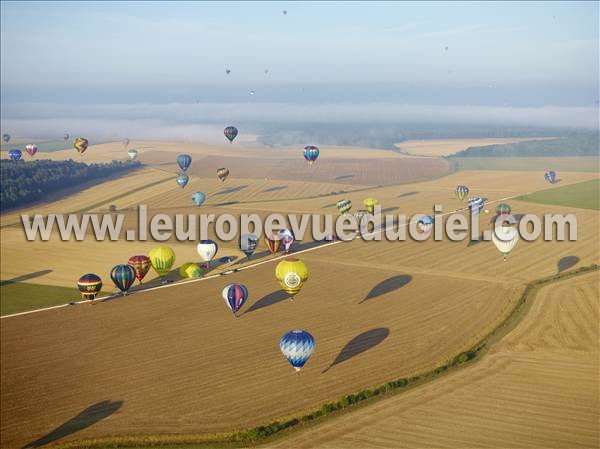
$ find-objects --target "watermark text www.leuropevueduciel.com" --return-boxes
[20,205,578,243]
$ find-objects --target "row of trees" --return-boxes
[0,159,140,210]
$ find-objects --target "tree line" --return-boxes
[0,159,141,210]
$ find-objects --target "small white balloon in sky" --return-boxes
[249,90,255,96]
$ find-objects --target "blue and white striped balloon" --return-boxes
[544,170,557,184]
[280,330,315,372]
[467,197,485,215]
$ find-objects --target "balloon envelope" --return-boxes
[110,264,136,293]
[177,154,192,171]
[363,197,379,214]
[303,146,320,165]
[222,283,249,314]
[192,191,206,206]
[336,199,352,214]
[63,133,70,141]
[74,137,89,154]
[544,171,557,184]
[240,233,258,257]
[264,234,282,254]
[224,126,238,143]
[77,273,102,300]
[2,133,10,143]
[492,226,519,260]
[217,167,229,182]
[25,144,38,157]
[127,149,138,160]
[128,255,151,283]
[197,240,218,263]
[279,229,295,253]
[455,185,469,202]
[179,262,202,278]
[280,330,315,371]
[275,258,309,298]
[149,246,175,278]
[176,173,189,188]
[8,149,21,161]
[417,215,434,234]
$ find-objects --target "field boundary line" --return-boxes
[0,192,530,320]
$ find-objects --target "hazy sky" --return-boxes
[1,1,598,86]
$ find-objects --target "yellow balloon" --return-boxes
[149,246,175,278]
[179,262,202,278]
[363,197,379,214]
[275,258,309,298]
[74,137,89,155]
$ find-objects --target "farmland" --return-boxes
[0,138,599,449]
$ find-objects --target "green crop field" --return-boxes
[517,179,600,210]
[0,282,86,316]
[449,156,600,172]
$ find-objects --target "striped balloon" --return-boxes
[544,171,557,184]
[303,146,320,165]
[110,264,136,294]
[336,199,352,214]
[222,283,249,315]
[217,167,229,182]
[25,144,38,157]
[240,233,258,258]
[176,173,189,188]
[224,126,238,143]
[495,203,512,216]
[177,154,192,172]
[455,185,469,202]
[264,234,282,254]
[280,330,315,372]
[128,255,151,284]
[77,273,102,300]
[278,229,295,254]
[8,149,21,161]
[467,197,485,215]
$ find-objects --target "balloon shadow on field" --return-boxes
[0,269,52,286]
[488,213,530,225]
[360,275,412,303]
[467,234,486,247]
[335,174,354,181]
[558,256,580,273]
[322,202,337,209]
[22,400,122,448]
[244,290,288,314]
[214,185,248,196]
[262,185,287,193]
[214,201,240,206]
[398,191,418,198]
[380,207,399,214]
[322,328,389,373]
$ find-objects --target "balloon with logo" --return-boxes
[177,154,192,172]
[2,133,10,143]
[264,234,282,254]
[240,233,258,258]
[303,146,320,166]
[197,240,218,268]
[492,225,519,261]
[128,255,151,284]
[74,137,89,155]
[544,171,557,184]
[192,191,206,206]
[455,185,469,202]
[279,229,295,254]
[110,264,136,295]
[8,149,22,161]
[127,149,138,160]
[149,246,175,282]
[224,126,238,143]
[280,330,315,372]
[179,262,202,278]
[336,199,352,214]
[275,258,309,300]
[363,197,379,214]
[217,167,229,182]
[176,173,189,188]
[25,144,38,157]
[417,215,434,234]
[77,273,102,300]
[222,283,249,316]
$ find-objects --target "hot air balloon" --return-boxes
[455,185,469,202]
[128,149,138,160]
[77,273,102,300]
[240,233,258,258]
[279,229,295,254]
[275,258,309,299]
[495,203,512,216]
[149,246,175,282]
[74,137,89,155]
[128,255,151,284]
[217,167,229,182]
[249,90,255,96]
[417,215,434,234]
[192,192,206,206]
[363,197,379,214]
[264,234,282,254]
[336,199,352,214]
[177,154,192,172]
[110,264,136,295]
[303,146,320,165]
[225,69,231,75]
[176,173,189,188]
[2,133,10,143]
[280,330,315,372]
[123,138,130,147]
[63,133,70,141]
[224,126,238,143]
[468,197,485,215]
[492,226,519,261]
[222,283,249,315]
[197,240,218,268]
[8,149,21,161]
[179,262,202,278]
[544,171,557,184]
[25,144,38,157]
[283,10,288,15]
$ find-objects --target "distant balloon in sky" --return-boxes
[176,173,189,188]
[226,69,231,75]
[264,69,269,74]
[2,133,10,143]
[177,154,192,171]
[224,126,238,143]
[8,149,22,161]
[445,46,449,51]
[123,138,130,147]
[303,145,320,165]
[63,133,70,141]
[217,167,229,182]
[128,149,138,160]
[283,10,287,15]
[25,144,38,157]
[544,170,557,184]
[74,137,89,155]
[249,90,255,96]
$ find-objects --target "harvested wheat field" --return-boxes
[394,137,556,157]
[265,271,599,449]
